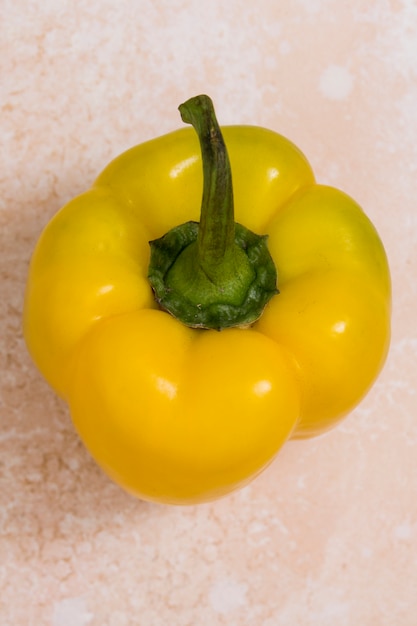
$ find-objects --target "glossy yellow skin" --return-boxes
[23,126,391,504]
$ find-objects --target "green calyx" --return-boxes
[148,94,278,330]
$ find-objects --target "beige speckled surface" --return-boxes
[1,1,416,624]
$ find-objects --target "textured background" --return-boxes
[1,1,416,625]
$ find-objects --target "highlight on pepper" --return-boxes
[23,95,391,504]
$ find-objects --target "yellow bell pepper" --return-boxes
[23,95,391,504]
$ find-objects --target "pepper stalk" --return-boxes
[148,94,278,330]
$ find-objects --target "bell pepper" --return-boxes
[23,95,391,504]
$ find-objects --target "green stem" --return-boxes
[148,95,278,330]
[178,95,234,279]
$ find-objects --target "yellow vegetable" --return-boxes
[23,95,391,504]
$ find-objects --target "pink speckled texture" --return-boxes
[1,1,416,624]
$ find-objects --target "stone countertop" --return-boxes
[1,1,416,624]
